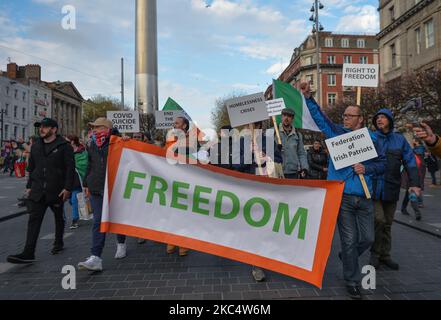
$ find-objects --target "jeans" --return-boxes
[337,194,375,286]
[90,194,126,257]
[69,188,82,222]
[430,171,437,185]
[371,200,397,260]
[23,197,65,256]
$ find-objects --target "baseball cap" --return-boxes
[34,118,58,128]
[281,108,295,117]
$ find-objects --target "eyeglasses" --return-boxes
[342,114,361,119]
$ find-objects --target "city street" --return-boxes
[0,173,440,300]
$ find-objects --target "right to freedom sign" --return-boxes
[342,63,379,88]
[325,128,378,170]
[226,93,269,128]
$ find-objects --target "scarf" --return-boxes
[92,129,110,148]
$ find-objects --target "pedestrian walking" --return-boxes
[425,151,439,186]
[78,118,128,272]
[7,118,74,264]
[370,109,421,270]
[301,82,386,299]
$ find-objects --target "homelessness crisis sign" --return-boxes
[101,137,345,288]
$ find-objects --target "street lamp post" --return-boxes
[310,0,324,106]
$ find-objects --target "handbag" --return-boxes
[76,169,93,220]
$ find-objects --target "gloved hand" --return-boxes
[300,169,308,179]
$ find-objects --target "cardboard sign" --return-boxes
[107,111,140,133]
[325,128,378,170]
[226,93,269,128]
[155,110,185,130]
[266,98,286,117]
[342,63,379,88]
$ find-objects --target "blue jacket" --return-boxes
[372,108,419,202]
[305,97,386,197]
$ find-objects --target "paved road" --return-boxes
[0,175,440,300]
[0,173,27,219]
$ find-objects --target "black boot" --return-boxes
[380,258,399,270]
[7,252,36,264]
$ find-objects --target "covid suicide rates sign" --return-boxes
[101,137,345,288]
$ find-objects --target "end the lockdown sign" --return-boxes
[342,63,379,88]
[325,128,378,170]
[101,137,345,288]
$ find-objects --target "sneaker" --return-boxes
[179,247,189,257]
[166,244,176,254]
[137,238,146,244]
[70,222,79,230]
[51,245,64,255]
[252,267,266,282]
[369,255,380,269]
[7,253,36,264]
[78,256,103,271]
[346,286,362,300]
[380,258,399,270]
[115,243,127,259]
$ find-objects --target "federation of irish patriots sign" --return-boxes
[102,137,344,288]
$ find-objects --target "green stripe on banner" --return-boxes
[273,79,304,128]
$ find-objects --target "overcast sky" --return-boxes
[0,0,379,129]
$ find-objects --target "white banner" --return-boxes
[101,138,344,288]
[325,127,378,170]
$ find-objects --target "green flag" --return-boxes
[273,79,320,132]
[162,97,192,121]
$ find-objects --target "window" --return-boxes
[389,6,395,22]
[328,74,336,86]
[22,128,26,140]
[14,106,18,118]
[325,38,333,47]
[22,108,26,120]
[344,55,352,64]
[425,19,434,48]
[14,126,17,139]
[34,90,38,97]
[5,103,9,116]
[305,56,313,65]
[6,87,9,96]
[14,89,18,99]
[34,106,38,116]
[328,93,337,105]
[416,28,421,54]
[44,93,47,99]
[341,38,349,48]
[327,55,336,64]
[357,39,365,48]
[360,56,368,64]
[4,125,8,140]
[22,92,26,101]
[306,74,314,85]
[391,44,397,68]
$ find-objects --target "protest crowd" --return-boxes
[3,80,441,300]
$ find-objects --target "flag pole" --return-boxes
[356,86,371,199]
[272,80,283,145]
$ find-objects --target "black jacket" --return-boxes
[26,136,75,204]
[307,147,328,180]
[83,138,110,196]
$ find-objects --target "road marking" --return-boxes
[0,196,6,200]
[423,194,434,197]
[428,223,441,229]
[0,263,15,274]
[40,233,73,240]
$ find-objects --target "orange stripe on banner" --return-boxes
[104,137,345,288]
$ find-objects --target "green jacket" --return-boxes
[74,150,88,180]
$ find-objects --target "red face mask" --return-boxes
[93,129,111,148]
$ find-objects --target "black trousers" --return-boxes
[23,197,65,256]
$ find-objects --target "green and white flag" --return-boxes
[163,97,192,121]
[273,79,320,132]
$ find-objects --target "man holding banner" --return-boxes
[300,82,386,299]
